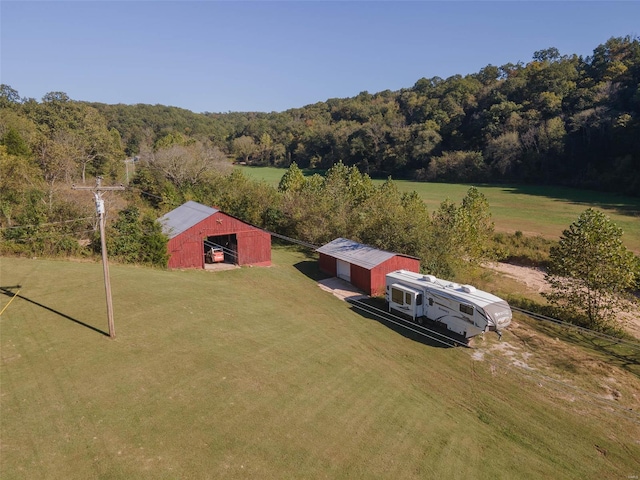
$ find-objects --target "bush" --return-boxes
[492,232,554,267]
[100,206,168,268]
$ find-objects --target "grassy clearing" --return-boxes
[393,182,640,252]
[238,166,640,253]
[1,249,639,479]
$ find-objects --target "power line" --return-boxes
[268,231,319,250]
[127,186,164,201]
[348,298,640,425]
[348,297,469,348]
[129,188,637,350]
[0,289,21,317]
[0,217,94,230]
[72,177,125,339]
[512,306,640,351]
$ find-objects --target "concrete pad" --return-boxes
[318,277,368,302]
[204,262,239,272]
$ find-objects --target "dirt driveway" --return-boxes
[485,262,640,340]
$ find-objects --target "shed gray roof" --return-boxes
[317,238,413,270]
[159,201,219,239]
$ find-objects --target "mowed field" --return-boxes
[239,166,640,253]
[1,249,639,479]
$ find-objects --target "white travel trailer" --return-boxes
[385,270,512,339]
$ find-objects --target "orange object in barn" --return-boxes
[212,248,224,262]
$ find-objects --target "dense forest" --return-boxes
[91,36,639,194]
[2,36,640,194]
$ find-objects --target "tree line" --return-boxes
[3,37,638,196]
[0,81,496,276]
[96,36,639,195]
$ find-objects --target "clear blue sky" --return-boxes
[1,1,638,113]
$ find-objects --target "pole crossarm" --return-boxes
[72,177,125,192]
[73,186,126,191]
[72,177,125,339]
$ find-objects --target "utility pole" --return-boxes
[123,156,137,184]
[73,177,125,338]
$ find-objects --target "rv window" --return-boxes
[405,292,412,305]
[416,294,423,306]
[391,288,404,305]
[460,304,474,316]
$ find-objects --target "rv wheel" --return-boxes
[416,317,424,326]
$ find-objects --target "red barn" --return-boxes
[159,201,271,269]
[317,238,420,296]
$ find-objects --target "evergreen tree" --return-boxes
[278,162,306,192]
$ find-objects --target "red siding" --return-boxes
[318,253,337,276]
[167,211,270,269]
[237,230,271,266]
[350,264,372,294]
[370,256,421,296]
[318,252,420,296]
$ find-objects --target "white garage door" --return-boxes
[336,259,351,282]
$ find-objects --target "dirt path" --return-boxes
[486,262,640,340]
[487,262,549,293]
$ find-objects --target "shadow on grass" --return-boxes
[497,184,640,217]
[522,316,640,379]
[293,260,330,282]
[509,295,640,377]
[292,261,457,349]
[349,297,458,349]
[0,286,109,337]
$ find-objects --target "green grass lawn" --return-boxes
[1,249,639,479]
[239,166,640,253]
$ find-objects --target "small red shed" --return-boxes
[317,238,420,296]
[159,201,271,269]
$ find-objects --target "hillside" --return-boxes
[2,36,640,197]
[1,248,639,479]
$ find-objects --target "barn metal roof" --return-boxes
[316,238,408,270]
[158,201,219,239]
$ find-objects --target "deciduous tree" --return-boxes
[148,141,228,189]
[232,135,257,163]
[544,208,637,330]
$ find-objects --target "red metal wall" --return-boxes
[350,264,372,294]
[318,253,420,296]
[318,253,337,276]
[370,256,420,296]
[237,230,271,266]
[167,211,271,269]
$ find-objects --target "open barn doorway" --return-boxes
[204,234,238,266]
